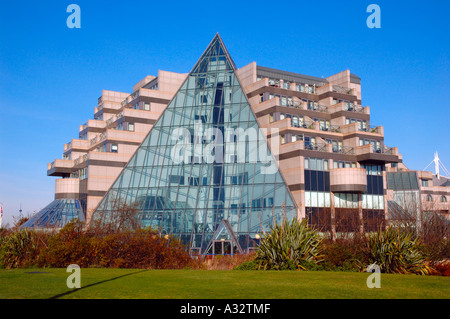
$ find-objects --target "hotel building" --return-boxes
[22,35,449,254]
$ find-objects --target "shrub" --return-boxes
[40,220,93,268]
[430,260,450,276]
[206,253,255,270]
[0,229,48,268]
[321,237,368,271]
[421,239,450,262]
[233,260,260,270]
[38,221,194,269]
[256,218,323,270]
[366,227,431,275]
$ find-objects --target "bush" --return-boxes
[430,260,450,276]
[40,220,93,268]
[39,221,194,269]
[1,220,197,269]
[367,227,431,275]
[421,239,450,262]
[233,259,260,270]
[256,218,323,270]
[206,253,255,270]
[321,237,367,272]
[0,229,48,269]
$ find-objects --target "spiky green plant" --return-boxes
[367,227,432,275]
[0,229,40,268]
[256,218,323,270]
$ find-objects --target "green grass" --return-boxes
[0,269,448,299]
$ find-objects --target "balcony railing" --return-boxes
[381,145,395,155]
[74,154,88,166]
[332,145,354,155]
[90,136,98,146]
[333,85,353,95]
[320,125,340,133]
[307,103,328,113]
[359,125,379,133]
[130,90,139,100]
[344,103,364,113]
[64,141,72,151]
[304,142,327,152]
[80,123,88,131]
[291,118,314,129]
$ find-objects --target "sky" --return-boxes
[0,0,449,226]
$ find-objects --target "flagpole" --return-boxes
[0,202,3,229]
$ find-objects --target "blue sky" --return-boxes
[0,0,449,225]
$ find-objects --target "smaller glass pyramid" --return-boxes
[20,199,85,229]
[204,219,243,255]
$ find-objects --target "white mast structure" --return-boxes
[423,151,450,179]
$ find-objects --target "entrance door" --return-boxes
[212,240,233,255]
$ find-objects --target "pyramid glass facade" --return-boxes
[92,35,297,252]
[21,199,85,229]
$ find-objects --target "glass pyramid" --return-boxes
[92,34,297,253]
[20,198,85,229]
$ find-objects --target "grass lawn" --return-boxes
[0,268,448,299]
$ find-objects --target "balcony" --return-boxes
[303,142,328,152]
[79,119,106,132]
[330,167,367,193]
[47,159,75,177]
[64,139,90,153]
[306,102,328,113]
[359,125,380,134]
[320,124,340,133]
[329,101,369,115]
[344,103,365,113]
[73,153,88,167]
[332,145,355,155]
[333,85,353,95]
[355,144,399,163]
[291,118,315,130]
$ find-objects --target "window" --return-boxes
[421,179,429,187]
[269,114,274,123]
[170,175,184,185]
[283,81,290,89]
[280,113,285,120]
[111,144,118,153]
[281,135,286,144]
[144,103,150,111]
[361,164,383,176]
[441,195,447,203]
[319,120,329,131]
[296,83,305,92]
[304,157,329,171]
[334,161,357,169]
[304,136,316,150]
[128,122,135,131]
[426,194,433,202]
[79,167,88,180]
[359,138,381,152]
